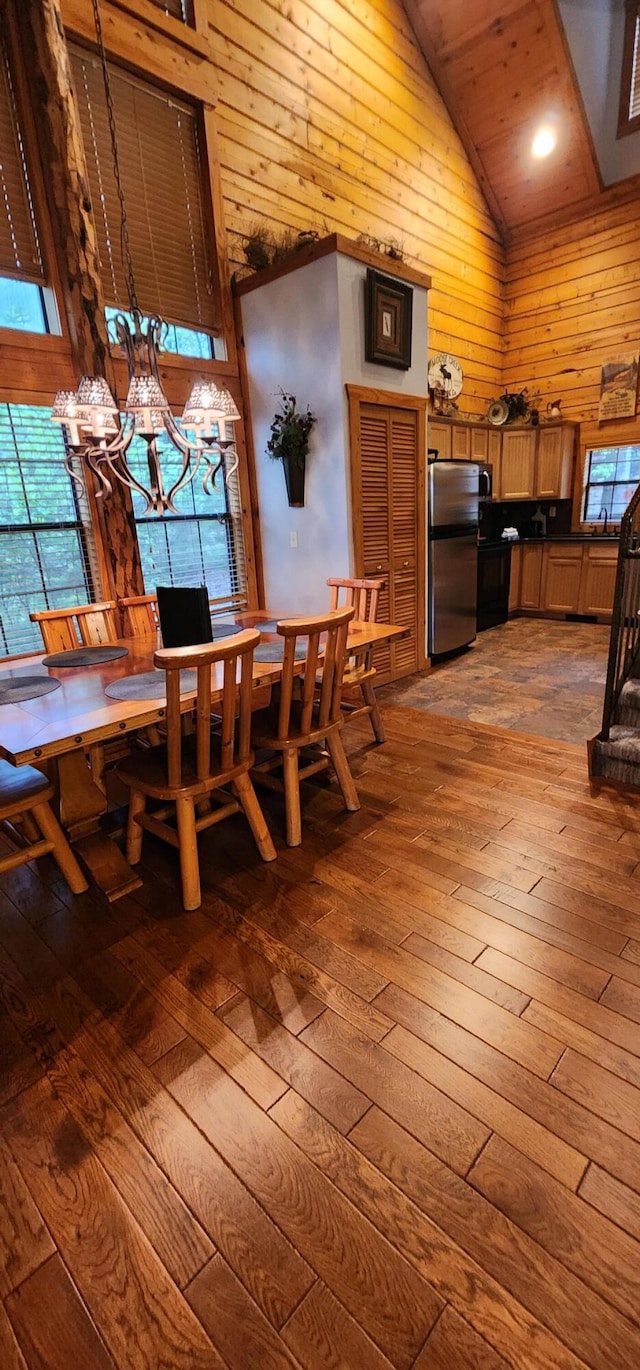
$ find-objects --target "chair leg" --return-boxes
[176,795,201,910]
[282,748,302,847]
[325,731,360,812]
[126,790,146,865]
[31,801,88,895]
[362,677,386,744]
[233,772,277,861]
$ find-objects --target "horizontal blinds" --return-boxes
[0,405,98,658]
[71,47,217,331]
[631,9,640,120]
[147,0,194,22]
[0,18,44,283]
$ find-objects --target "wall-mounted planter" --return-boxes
[282,455,306,507]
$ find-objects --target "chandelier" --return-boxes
[51,0,240,516]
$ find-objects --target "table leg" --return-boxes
[56,751,142,901]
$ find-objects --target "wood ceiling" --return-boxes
[403,0,604,241]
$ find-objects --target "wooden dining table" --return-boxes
[0,610,405,900]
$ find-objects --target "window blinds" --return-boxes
[147,0,194,22]
[0,18,44,284]
[71,47,217,332]
[630,9,640,120]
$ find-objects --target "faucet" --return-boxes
[599,507,608,535]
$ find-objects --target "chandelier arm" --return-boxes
[201,453,224,494]
[220,442,240,485]
[165,447,205,508]
[98,452,158,514]
[63,451,87,491]
[86,450,114,501]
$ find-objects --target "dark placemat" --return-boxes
[0,674,62,704]
[105,669,197,701]
[43,645,129,668]
[210,622,243,640]
[254,640,310,663]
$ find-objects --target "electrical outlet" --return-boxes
[289,531,298,549]
[549,506,556,518]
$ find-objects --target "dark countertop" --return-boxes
[479,535,618,546]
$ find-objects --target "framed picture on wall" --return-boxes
[365,268,413,370]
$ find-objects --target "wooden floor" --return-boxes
[2,705,640,1369]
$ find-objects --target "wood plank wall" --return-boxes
[204,0,505,417]
[504,197,640,454]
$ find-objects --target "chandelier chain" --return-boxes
[91,0,139,315]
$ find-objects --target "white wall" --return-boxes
[240,248,429,631]
[240,253,350,615]
[558,0,640,185]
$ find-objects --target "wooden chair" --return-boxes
[327,576,386,743]
[0,760,87,894]
[30,601,118,653]
[115,628,276,910]
[118,594,158,638]
[251,606,360,846]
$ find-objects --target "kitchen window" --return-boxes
[583,444,640,523]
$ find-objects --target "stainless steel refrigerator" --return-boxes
[428,459,479,656]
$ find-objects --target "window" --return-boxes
[583,445,640,523]
[147,0,194,22]
[0,405,98,657]
[618,1,640,138]
[128,431,246,604]
[71,48,219,335]
[0,276,48,333]
[104,307,225,362]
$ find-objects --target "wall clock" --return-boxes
[428,352,463,399]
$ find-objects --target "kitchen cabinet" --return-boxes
[535,426,574,499]
[510,540,617,617]
[452,426,471,459]
[500,430,537,500]
[428,421,451,460]
[509,544,521,612]
[519,544,544,608]
[579,544,618,615]
[540,543,583,612]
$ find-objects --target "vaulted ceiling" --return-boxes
[403,0,640,242]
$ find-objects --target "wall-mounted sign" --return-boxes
[598,353,638,421]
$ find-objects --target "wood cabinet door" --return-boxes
[452,426,471,459]
[353,401,424,682]
[535,427,574,499]
[470,428,489,460]
[519,544,544,608]
[509,544,521,611]
[427,421,451,461]
[579,547,618,615]
[499,431,536,499]
[541,545,583,612]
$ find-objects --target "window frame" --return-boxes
[618,0,640,139]
[582,443,640,525]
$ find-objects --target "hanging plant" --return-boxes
[267,391,316,507]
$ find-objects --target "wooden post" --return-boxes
[17,0,144,601]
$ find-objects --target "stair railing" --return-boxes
[601,481,640,739]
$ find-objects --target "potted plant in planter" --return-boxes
[267,390,316,507]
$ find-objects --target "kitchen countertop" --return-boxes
[478,535,618,546]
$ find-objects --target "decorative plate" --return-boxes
[487,399,509,426]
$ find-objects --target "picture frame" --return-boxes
[364,268,413,370]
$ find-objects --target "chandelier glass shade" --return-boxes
[52,0,241,516]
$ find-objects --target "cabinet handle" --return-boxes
[403,560,409,567]
[376,564,382,571]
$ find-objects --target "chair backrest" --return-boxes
[30,601,118,652]
[119,594,159,638]
[154,628,260,788]
[275,606,354,742]
[209,592,248,618]
[327,577,384,623]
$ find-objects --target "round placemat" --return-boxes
[43,645,129,668]
[105,669,197,701]
[210,622,243,640]
[0,674,62,704]
[254,641,309,663]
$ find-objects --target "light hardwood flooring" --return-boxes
[1,706,640,1368]
[380,617,610,743]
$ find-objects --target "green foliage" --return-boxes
[267,392,315,470]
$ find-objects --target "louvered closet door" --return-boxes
[356,403,421,682]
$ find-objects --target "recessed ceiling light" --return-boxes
[532,125,557,158]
